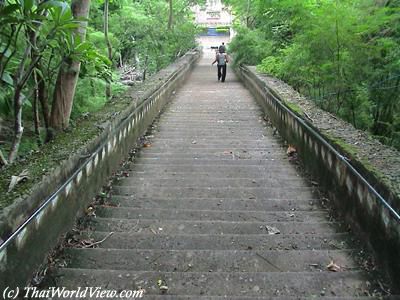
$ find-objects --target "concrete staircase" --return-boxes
[55,55,397,299]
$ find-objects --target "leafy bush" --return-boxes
[72,78,107,118]
[87,29,120,61]
[257,56,283,78]
[228,28,273,65]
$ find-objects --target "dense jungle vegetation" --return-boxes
[226,0,400,150]
[0,0,202,165]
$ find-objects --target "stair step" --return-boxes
[150,132,269,138]
[116,177,308,188]
[91,218,343,235]
[142,142,280,149]
[65,248,358,273]
[123,171,303,181]
[131,158,293,166]
[128,159,293,166]
[126,164,301,177]
[135,151,287,160]
[155,124,274,130]
[56,269,370,297]
[82,232,352,250]
[95,207,328,222]
[112,186,314,200]
[109,196,318,211]
[139,148,285,156]
[164,108,263,112]
[147,136,271,141]
[159,117,264,122]
[137,145,285,151]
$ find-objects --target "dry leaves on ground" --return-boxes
[327,260,341,272]
[8,169,29,192]
[266,225,280,235]
[286,145,297,156]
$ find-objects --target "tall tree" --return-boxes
[49,0,91,131]
[104,0,112,98]
[168,0,173,30]
[3,0,78,162]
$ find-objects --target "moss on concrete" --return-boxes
[323,133,358,156]
[322,132,389,186]
[284,101,303,116]
[0,97,130,210]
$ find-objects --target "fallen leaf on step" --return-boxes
[143,142,152,148]
[266,226,280,235]
[157,279,169,293]
[8,169,29,192]
[327,261,341,272]
[286,145,297,156]
[85,206,96,217]
[78,239,95,248]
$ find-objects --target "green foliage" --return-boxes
[1,0,199,162]
[70,0,198,116]
[216,28,229,33]
[101,0,197,72]
[257,56,283,78]
[87,29,119,59]
[228,28,273,65]
[228,0,400,149]
[72,77,107,117]
[72,71,127,117]
[18,134,40,155]
[0,84,13,116]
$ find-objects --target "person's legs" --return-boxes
[217,65,222,81]
[221,65,227,82]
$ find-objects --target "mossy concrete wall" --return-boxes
[236,65,400,288]
[0,50,200,290]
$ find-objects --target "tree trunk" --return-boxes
[8,35,33,163]
[30,30,41,145]
[104,0,112,99]
[0,149,7,167]
[33,70,41,145]
[143,55,149,81]
[168,0,173,30]
[37,70,51,142]
[49,0,91,130]
[246,0,250,28]
[8,87,24,163]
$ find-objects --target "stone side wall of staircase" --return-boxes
[236,65,400,288]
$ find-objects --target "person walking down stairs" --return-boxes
[212,50,229,82]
